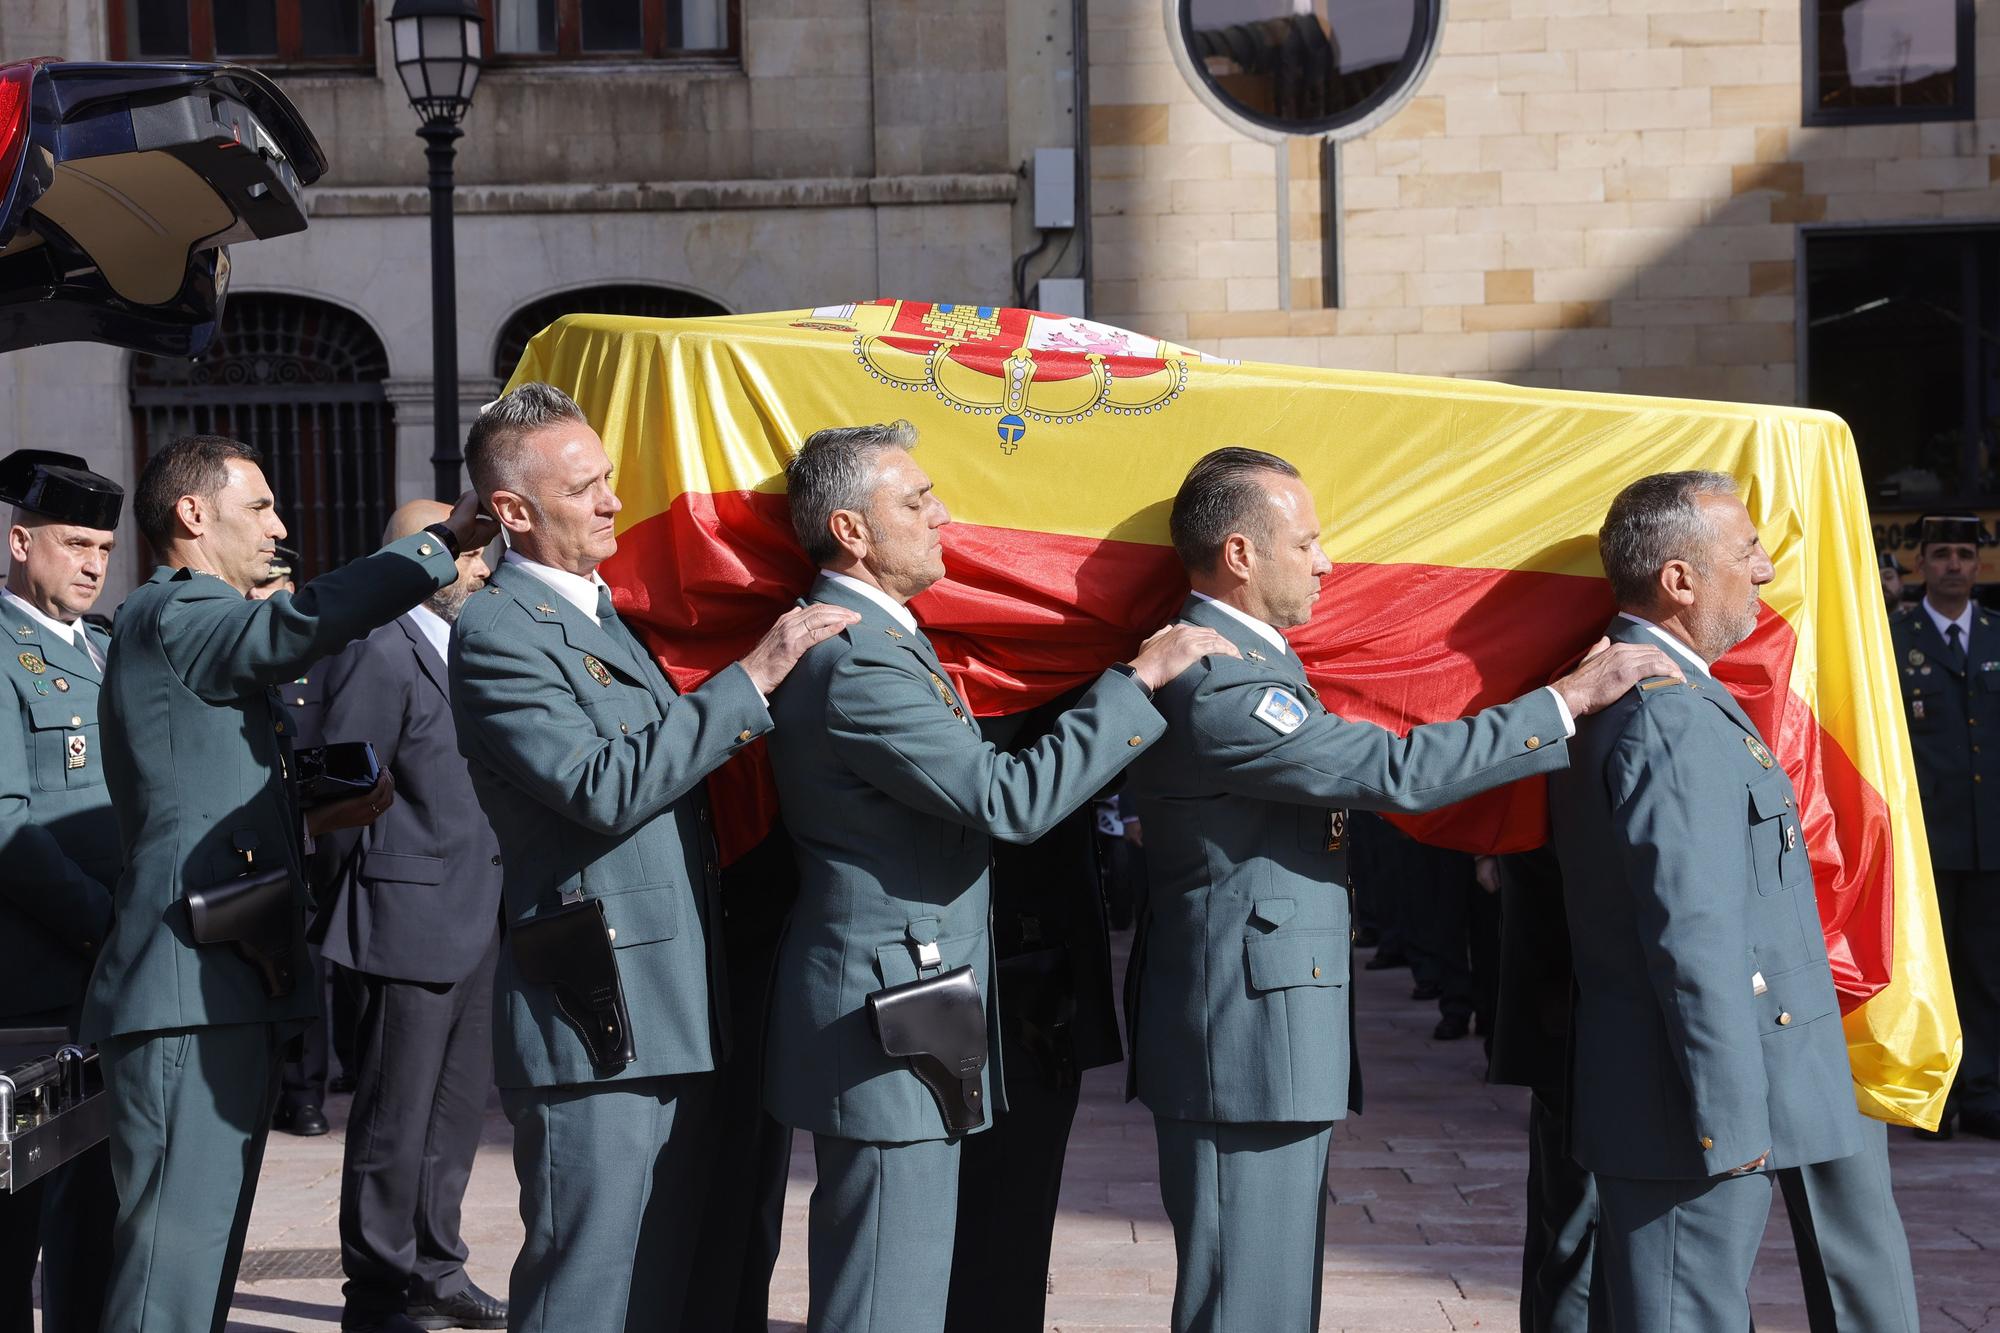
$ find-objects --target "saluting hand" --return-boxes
[1127,624,1241,693]
[1550,638,1685,718]
[739,604,863,696]
[443,488,502,557]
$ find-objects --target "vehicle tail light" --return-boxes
[0,61,32,204]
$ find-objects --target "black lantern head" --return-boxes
[389,0,485,125]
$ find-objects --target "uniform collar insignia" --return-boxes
[534,603,557,617]
[884,627,905,640]
[14,625,33,638]
[1245,648,1267,662]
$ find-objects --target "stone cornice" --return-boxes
[306,173,1019,217]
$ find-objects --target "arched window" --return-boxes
[130,294,394,580]
[493,284,729,382]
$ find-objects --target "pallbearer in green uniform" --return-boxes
[0,449,123,1333]
[83,435,493,1333]
[1121,447,1680,1333]
[449,385,853,1333]
[763,422,1232,1333]
[1891,514,2000,1140]
[1551,472,1912,1331]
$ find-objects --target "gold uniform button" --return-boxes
[1777,1011,1792,1026]
[418,542,436,556]
[1128,735,1144,747]
[294,696,306,706]
[1525,736,1541,750]
[619,722,629,733]
[606,927,617,942]
[737,729,753,742]
[275,721,286,735]
[69,715,81,727]
[1700,1136,1714,1150]
[1311,965,1322,979]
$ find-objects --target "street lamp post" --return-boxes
[388,0,485,501]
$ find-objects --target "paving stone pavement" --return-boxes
[51,941,1998,1331]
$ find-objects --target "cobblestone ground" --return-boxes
[51,942,1998,1331]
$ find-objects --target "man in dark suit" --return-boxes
[0,449,123,1333]
[1890,514,2000,1140]
[317,499,505,1333]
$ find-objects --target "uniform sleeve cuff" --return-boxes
[1544,685,1577,738]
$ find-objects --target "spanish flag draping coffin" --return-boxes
[508,298,1958,1129]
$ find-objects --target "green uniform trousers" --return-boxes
[1154,1115,1334,1333]
[1777,1120,1920,1332]
[1595,1169,1772,1333]
[500,1073,714,1333]
[97,1022,287,1333]
[808,1134,961,1333]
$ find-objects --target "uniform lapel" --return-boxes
[1605,614,1769,743]
[493,562,653,686]
[1179,595,1313,695]
[809,574,971,717]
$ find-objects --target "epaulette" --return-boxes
[1634,674,1691,698]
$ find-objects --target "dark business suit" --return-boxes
[0,613,116,1333]
[318,614,503,1319]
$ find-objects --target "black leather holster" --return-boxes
[511,898,636,1072]
[185,865,299,999]
[866,963,988,1134]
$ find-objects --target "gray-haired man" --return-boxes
[762,420,1231,1333]
[449,383,853,1332]
[1551,471,1917,1331]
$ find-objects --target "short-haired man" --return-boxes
[83,434,493,1333]
[318,500,506,1333]
[449,382,849,1331]
[1891,514,2000,1141]
[0,449,123,1333]
[1551,471,1915,1330]
[763,420,1231,1333]
[1124,446,1678,1332]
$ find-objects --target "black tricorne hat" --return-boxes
[1918,513,1983,548]
[0,449,124,531]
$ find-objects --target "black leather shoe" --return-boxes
[273,1102,330,1136]
[342,1312,426,1333]
[1364,951,1409,971]
[1959,1108,2000,1140]
[1410,981,1443,1001]
[407,1282,507,1330]
[1433,1013,1471,1041]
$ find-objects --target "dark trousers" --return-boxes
[1404,844,1498,1025]
[946,1076,1083,1331]
[1936,869,2000,1114]
[1521,1087,1609,1333]
[678,901,792,1333]
[278,945,331,1114]
[1776,1121,1921,1333]
[338,941,498,1315]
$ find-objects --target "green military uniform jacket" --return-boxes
[1888,602,2000,871]
[0,613,115,1021]
[449,558,770,1090]
[1125,595,1570,1124]
[762,574,1166,1143]
[80,533,459,1043]
[1549,616,1864,1178]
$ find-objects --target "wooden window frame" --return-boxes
[107,1,377,71]
[477,0,741,64]
[1802,0,1975,127]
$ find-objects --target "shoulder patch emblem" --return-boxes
[1253,686,1307,735]
[1745,736,1775,769]
[17,651,44,674]
[582,654,612,687]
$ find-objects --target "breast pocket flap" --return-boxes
[361,851,445,885]
[597,884,680,948]
[1747,774,1792,822]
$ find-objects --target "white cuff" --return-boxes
[1543,685,1577,739]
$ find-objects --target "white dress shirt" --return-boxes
[503,550,609,624]
[821,570,919,634]
[2,587,104,670]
